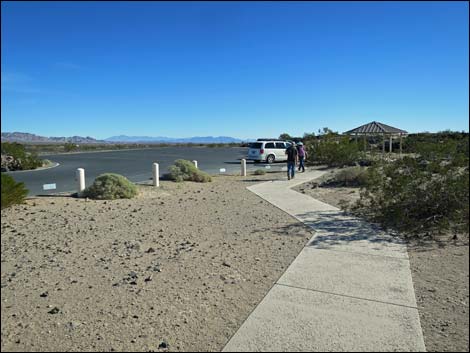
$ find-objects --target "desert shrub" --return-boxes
[82,173,138,200]
[1,142,43,170]
[1,174,29,209]
[402,131,469,155]
[167,159,212,183]
[330,167,368,187]
[306,134,363,167]
[41,159,53,167]
[64,143,78,152]
[253,169,266,175]
[349,156,469,237]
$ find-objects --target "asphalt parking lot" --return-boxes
[6,146,287,196]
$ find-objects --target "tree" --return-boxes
[279,133,292,141]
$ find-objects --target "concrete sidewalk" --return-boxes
[223,170,426,352]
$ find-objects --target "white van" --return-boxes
[247,139,292,164]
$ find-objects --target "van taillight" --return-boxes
[260,149,264,154]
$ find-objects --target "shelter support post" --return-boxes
[400,134,403,157]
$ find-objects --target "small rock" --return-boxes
[48,307,60,315]
[67,321,81,330]
[158,341,168,349]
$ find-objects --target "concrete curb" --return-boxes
[4,162,60,173]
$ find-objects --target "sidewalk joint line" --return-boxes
[275,283,419,310]
[302,246,409,260]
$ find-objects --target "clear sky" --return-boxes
[1,1,469,140]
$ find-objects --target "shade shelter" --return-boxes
[344,121,408,155]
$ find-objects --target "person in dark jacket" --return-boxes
[285,142,298,180]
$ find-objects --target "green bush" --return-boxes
[306,134,363,167]
[253,169,266,175]
[82,173,138,200]
[349,156,469,237]
[167,159,212,183]
[402,131,469,156]
[330,167,368,187]
[1,174,29,209]
[64,143,78,152]
[1,142,43,170]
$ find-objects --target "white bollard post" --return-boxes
[76,168,85,193]
[193,160,198,169]
[153,163,159,187]
[241,159,247,177]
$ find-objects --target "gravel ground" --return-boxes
[1,172,314,352]
[294,170,469,352]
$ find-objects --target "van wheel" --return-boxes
[267,154,275,164]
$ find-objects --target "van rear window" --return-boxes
[249,143,263,149]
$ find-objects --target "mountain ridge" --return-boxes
[1,132,246,144]
[104,135,243,143]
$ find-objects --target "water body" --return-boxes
[6,146,286,196]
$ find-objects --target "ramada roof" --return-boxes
[344,121,408,135]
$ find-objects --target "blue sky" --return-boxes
[1,1,468,140]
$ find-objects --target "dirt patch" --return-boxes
[295,175,470,352]
[292,169,361,209]
[1,172,314,352]
[408,238,469,352]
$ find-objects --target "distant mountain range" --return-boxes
[1,132,104,144]
[104,135,243,143]
[1,132,245,144]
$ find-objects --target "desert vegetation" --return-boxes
[167,159,212,183]
[279,129,371,167]
[327,166,368,187]
[253,169,267,175]
[82,173,138,200]
[287,129,469,238]
[21,142,243,155]
[1,174,29,209]
[306,134,365,167]
[349,134,469,238]
[1,142,44,171]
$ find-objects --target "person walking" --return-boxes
[285,141,298,180]
[297,142,307,172]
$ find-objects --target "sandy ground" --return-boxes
[1,172,315,352]
[294,169,469,352]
